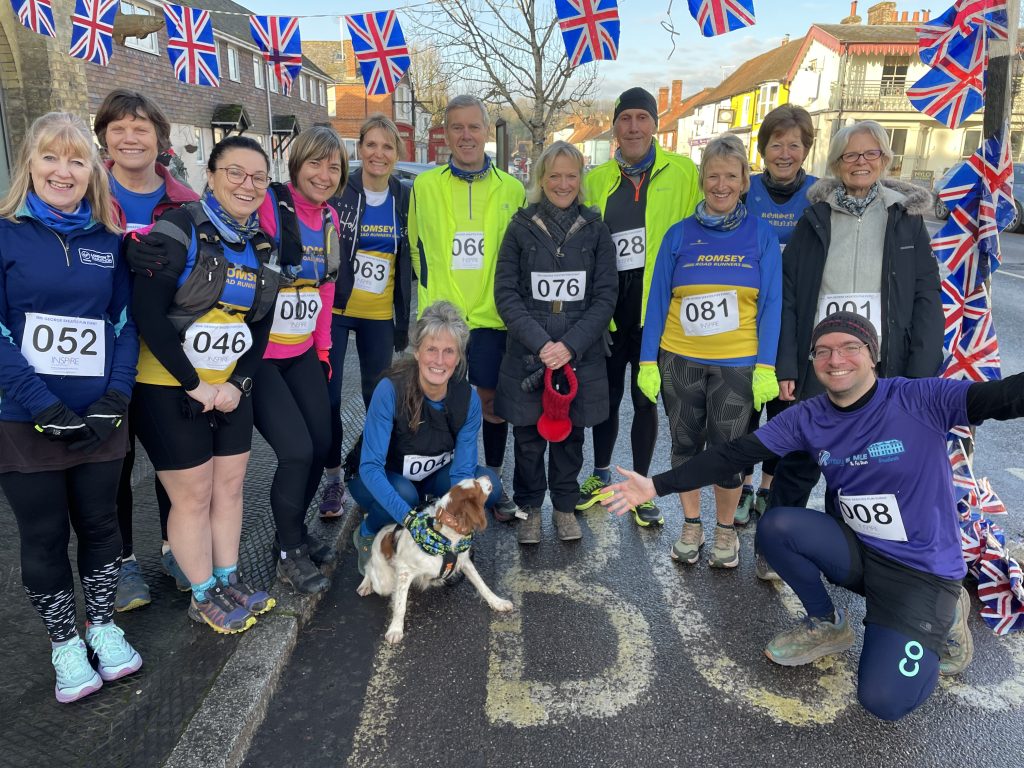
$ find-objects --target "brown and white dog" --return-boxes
[356,476,514,644]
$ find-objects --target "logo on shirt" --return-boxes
[78,249,114,268]
[867,439,905,463]
[818,439,906,469]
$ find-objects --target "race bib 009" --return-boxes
[183,322,252,371]
[271,291,321,335]
[612,227,645,271]
[531,271,586,302]
[353,251,392,295]
[402,451,453,481]
[21,313,105,377]
[680,290,739,336]
[837,491,907,542]
[452,232,484,270]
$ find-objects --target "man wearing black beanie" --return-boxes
[575,86,701,528]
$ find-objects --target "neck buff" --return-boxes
[694,200,747,232]
[615,143,656,177]
[201,187,261,243]
[24,191,94,234]
[449,153,492,183]
[761,168,807,201]
[537,195,579,245]
[834,181,879,218]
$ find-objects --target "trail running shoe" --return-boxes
[553,510,582,541]
[52,637,102,703]
[671,521,705,564]
[161,549,191,592]
[517,507,542,545]
[114,559,152,612]
[754,489,770,519]
[353,528,375,576]
[633,500,664,527]
[223,571,275,615]
[303,534,338,567]
[575,475,612,511]
[318,480,346,518]
[277,545,329,595]
[764,608,855,666]
[755,554,781,582]
[709,526,740,569]
[492,489,520,523]
[734,487,754,527]
[939,587,974,676]
[85,623,143,681]
[188,586,256,634]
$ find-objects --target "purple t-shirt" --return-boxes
[757,377,972,580]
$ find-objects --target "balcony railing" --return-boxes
[831,81,912,112]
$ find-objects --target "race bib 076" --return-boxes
[611,227,645,271]
[531,271,586,302]
[183,322,252,371]
[452,232,484,270]
[353,251,392,295]
[402,451,453,481]
[680,290,739,336]
[837,491,907,542]
[271,291,321,335]
[21,313,105,377]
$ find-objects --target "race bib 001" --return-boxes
[353,251,392,295]
[452,232,484,270]
[21,313,105,377]
[531,271,586,302]
[612,227,645,271]
[837,491,907,542]
[271,291,321,335]
[402,451,453,481]
[183,322,252,371]
[680,290,739,336]
[817,292,882,337]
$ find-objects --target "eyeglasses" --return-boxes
[810,343,870,362]
[215,166,271,189]
[840,149,883,164]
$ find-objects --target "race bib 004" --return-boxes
[271,291,321,335]
[402,451,453,481]
[21,313,105,377]
[452,232,484,270]
[183,322,252,371]
[353,252,392,295]
[837,491,907,542]
[680,290,739,336]
[612,227,645,271]
[531,271,586,302]
[817,292,882,337]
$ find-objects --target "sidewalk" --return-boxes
[0,373,366,768]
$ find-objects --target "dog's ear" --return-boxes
[448,483,488,533]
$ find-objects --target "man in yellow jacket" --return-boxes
[409,94,525,522]
[575,87,702,527]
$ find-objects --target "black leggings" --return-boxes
[254,348,332,549]
[116,427,173,556]
[1,460,123,642]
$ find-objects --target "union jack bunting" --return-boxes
[250,15,301,94]
[967,476,1007,515]
[555,0,620,67]
[69,0,118,65]
[343,11,410,96]
[948,440,976,492]
[941,305,1001,382]
[163,3,220,88]
[976,532,1024,634]
[917,0,1007,67]
[939,278,989,352]
[10,0,55,37]
[907,32,985,128]
[687,0,756,37]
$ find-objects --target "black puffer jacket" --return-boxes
[494,203,617,426]
[778,178,942,398]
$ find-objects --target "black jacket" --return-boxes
[778,178,943,398]
[329,169,412,336]
[493,202,617,426]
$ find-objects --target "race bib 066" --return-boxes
[612,227,645,271]
[402,451,453,481]
[837,491,907,542]
[452,232,484,270]
[680,290,739,336]
[21,313,104,377]
[183,322,252,371]
[531,271,586,302]
[271,291,321,335]
[353,252,392,295]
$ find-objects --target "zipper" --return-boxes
[44,226,71,266]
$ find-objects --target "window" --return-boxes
[227,46,240,81]
[885,127,908,176]
[120,1,158,55]
[300,74,307,101]
[192,127,205,162]
[741,95,751,126]
[319,82,326,106]
[253,55,264,89]
[881,57,909,94]
[961,129,982,159]
[270,73,279,94]
[755,84,779,122]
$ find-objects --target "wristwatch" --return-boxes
[227,375,253,397]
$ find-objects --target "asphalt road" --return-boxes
[243,227,1024,768]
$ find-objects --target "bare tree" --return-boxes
[410,0,600,162]
[408,44,451,126]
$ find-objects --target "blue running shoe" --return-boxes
[52,637,103,703]
[161,549,191,592]
[223,571,275,615]
[86,623,143,681]
[115,559,151,612]
[188,586,256,634]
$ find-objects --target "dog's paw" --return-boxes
[356,580,373,597]
[384,628,404,644]
[491,598,514,612]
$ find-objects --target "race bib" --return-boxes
[21,313,105,377]
[452,232,484,270]
[402,451,453,481]
[271,291,321,335]
[680,290,739,336]
[183,322,252,371]
[612,227,645,271]
[353,251,392,295]
[837,491,907,542]
[531,271,586,302]
[817,293,882,337]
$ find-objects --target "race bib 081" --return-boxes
[183,322,252,371]
[271,291,321,335]
[612,227,645,271]
[21,313,105,377]
[837,491,907,542]
[402,451,453,481]
[680,290,739,336]
[452,232,484,270]
[531,271,586,302]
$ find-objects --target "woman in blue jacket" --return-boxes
[0,112,141,703]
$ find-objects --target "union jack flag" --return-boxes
[69,0,117,65]
[343,11,410,96]
[968,476,1007,515]
[687,0,756,37]
[907,32,985,128]
[942,305,1001,382]
[917,0,1007,67]
[948,440,976,492]
[163,3,219,88]
[10,0,55,37]
[555,0,620,68]
[941,279,989,353]
[250,15,301,94]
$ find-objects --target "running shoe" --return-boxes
[222,571,275,615]
[633,500,664,527]
[277,545,330,595]
[939,587,974,676]
[755,553,781,582]
[754,489,771,519]
[493,489,520,523]
[52,637,103,703]
[304,534,338,567]
[553,510,582,541]
[318,480,346,519]
[85,623,143,681]
[709,526,740,568]
[352,528,374,576]
[764,608,855,666]
[188,586,256,634]
[671,521,705,564]
[734,487,754,527]
[114,559,151,612]
[161,549,191,592]
[575,475,612,511]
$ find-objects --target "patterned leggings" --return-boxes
[0,460,123,642]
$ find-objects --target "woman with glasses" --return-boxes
[773,120,942,511]
[127,136,282,634]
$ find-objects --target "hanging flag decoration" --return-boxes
[687,0,756,37]
[10,0,56,37]
[250,14,302,94]
[343,11,410,96]
[69,0,118,65]
[917,0,1007,67]
[555,0,620,67]
[163,3,220,88]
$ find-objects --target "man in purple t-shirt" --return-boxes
[604,311,1024,721]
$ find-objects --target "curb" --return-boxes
[162,503,362,768]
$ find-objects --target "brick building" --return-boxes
[0,0,331,192]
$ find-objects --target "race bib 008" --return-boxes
[183,322,252,371]
[837,491,907,542]
[21,313,105,377]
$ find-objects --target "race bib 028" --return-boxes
[611,227,645,271]
[21,313,105,377]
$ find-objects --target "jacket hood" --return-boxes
[807,177,932,216]
[514,201,601,226]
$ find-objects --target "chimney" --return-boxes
[658,87,669,113]
[841,0,862,24]
[850,0,857,15]
[912,10,919,21]
[781,33,790,45]
[924,10,930,20]
[671,79,683,106]
[900,10,909,21]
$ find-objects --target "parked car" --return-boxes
[934,162,1024,233]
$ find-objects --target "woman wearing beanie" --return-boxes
[494,141,617,545]
[638,134,782,569]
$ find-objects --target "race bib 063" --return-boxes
[817,292,882,337]
[402,451,453,481]
[353,252,392,295]
[21,313,105,377]
[837,491,907,542]
[452,232,484,270]
[531,271,586,302]
[271,291,321,335]
[612,227,645,271]
[680,290,739,336]
[183,322,252,371]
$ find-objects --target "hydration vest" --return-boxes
[384,372,471,480]
[268,182,340,285]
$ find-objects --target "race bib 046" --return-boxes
[680,290,739,336]
[21,313,105,377]
[837,491,907,542]
[271,291,321,335]
[612,227,645,271]
[353,252,392,295]
[531,271,586,302]
[452,232,484,270]
[402,451,453,481]
[183,322,252,371]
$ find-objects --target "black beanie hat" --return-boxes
[810,311,879,363]
[614,87,659,125]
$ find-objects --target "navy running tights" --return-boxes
[756,506,940,721]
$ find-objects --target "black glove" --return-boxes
[394,329,409,353]
[32,402,88,442]
[69,390,129,452]
[126,231,170,277]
